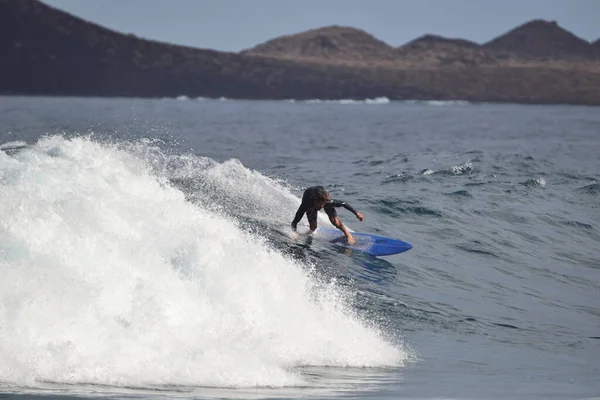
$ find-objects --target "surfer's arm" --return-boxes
[330,200,364,221]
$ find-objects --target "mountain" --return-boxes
[395,34,498,66]
[242,26,396,63]
[483,19,598,60]
[0,0,374,99]
[0,0,242,97]
[399,34,478,50]
[1,0,600,105]
[0,0,457,100]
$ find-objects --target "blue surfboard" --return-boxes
[315,227,412,257]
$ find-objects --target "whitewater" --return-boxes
[0,135,406,391]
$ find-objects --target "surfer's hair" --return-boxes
[313,187,331,202]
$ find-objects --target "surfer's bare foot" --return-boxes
[346,234,356,245]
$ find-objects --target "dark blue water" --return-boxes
[1,96,599,400]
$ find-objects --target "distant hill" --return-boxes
[396,34,498,66]
[399,34,479,50]
[242,26,396,63]
[483,19,598,60]
[0,0,245,97]
[1,1,600,105]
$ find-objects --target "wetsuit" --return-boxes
[291,186,359,231]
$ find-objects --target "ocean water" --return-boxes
[0,96,599,400]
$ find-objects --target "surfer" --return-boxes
[291,186,364,245]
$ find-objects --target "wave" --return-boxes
[561,220,594,231]
[445,190,472,198]
[0,136,407,389]
[402,100,471,106]
[169,96,214,101]
[291,98,468,106]
[382,172,414,184]
[300,97,391,105]
[576,181,600,194]
[519,177,546,188]
[381,163,476,186]
[371,198,442,218]
[455,241,500,258]
[448,162,475,175]
[162,97,473,106]
[417,162,474,176]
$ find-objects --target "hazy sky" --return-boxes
[41,0,600,52]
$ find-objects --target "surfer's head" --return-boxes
[313,187,331,210]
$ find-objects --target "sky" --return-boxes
[40,0,600,52]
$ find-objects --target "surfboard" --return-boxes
[315,227,412,257]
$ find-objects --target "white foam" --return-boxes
[535,177,546,187]
[426,100,469,106]
[0,136,406,388]
[402,100,470,106]
[450,161,474,175]
[365,97,391,104]
[302,97,390,105]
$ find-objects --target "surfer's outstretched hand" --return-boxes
[356,212,364,221]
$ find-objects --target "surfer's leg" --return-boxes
[327,211,355,245]
[307,208,318,232]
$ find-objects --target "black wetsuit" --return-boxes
[291,186,359,231]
